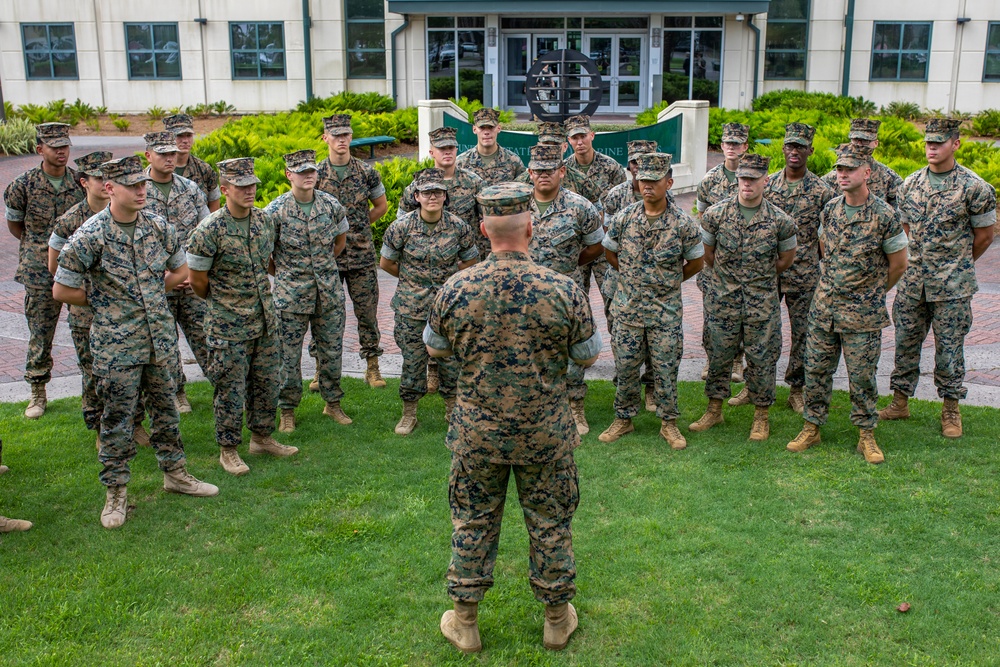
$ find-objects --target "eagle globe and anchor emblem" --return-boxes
[524,49,603,123]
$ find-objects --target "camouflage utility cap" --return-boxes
[529,144,564,170]
[163,113,195,135]
[36,122,72,147]
[635,153,673,181]
[925,118,961,142]
[849,118,881,141]
[413,168,447,192]
[536,121,567,143]
[323,114,353,136]
[218,157,261,186]
[627,140,658,161]
[101,155,151,185]
[74,151,113,177]
[473,107,500,127]
[834,143,873,169]
[283,149,318,173]
[564,114,592,136]
[722,122,750,143]
[736,153,770,179]
[144,131,178,153]
[784,122,816,146]
[476,183,533,216]
[429,126,458,148]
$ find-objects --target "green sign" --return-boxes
[443,114,682,168]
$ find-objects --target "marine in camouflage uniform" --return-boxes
[3,122,85,418]
[187,158,297,476]
[455,107,526,185]
[881,118,997,437]
[316,114,389,386]
[600,153,704,448]
[54,156,217,529]
[424,183,601,653]
[788,144,909,463]
[821,118,902,210]
[163,113,222,211]
[265,150,351,432]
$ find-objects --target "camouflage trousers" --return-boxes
[612,321,683,420]
[804,326,882,430]
[168,289,210,391]
[699,268,743,360]
[580,256,616,334]
[95,363,185,487]
[889,292,973,400]
[447,452,579,605]
[23,287,64,385]
[280,305,345,409]
[206,332,281,448]
[71,326,103,431]
[394,314,457,402]
[780,290,815,388]
[340,266,383,360]
[705,308,781,406]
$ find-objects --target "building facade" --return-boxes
[2,0,998,114]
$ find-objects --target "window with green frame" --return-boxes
[125,23,181,79]
[985,22,1000,81]
[870,22,931,81]
[22,23,78,80]
[764,0,809,80]
[230,22,285,79]
[346,0,386,78]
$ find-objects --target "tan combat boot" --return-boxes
[278,408,296,433]
[444,397,456,421]
[660,419,687,450]
[24,383,47,419]
[787,386,805,414]
[133,423,151,447]
[689,399,724,432]
[0,515,32,532]
[427,363,440,394]
[878,390,910,420]
[365,357,387,388]
[175,389,192,414]
[857,429,884,464]
[644,386,656,412]
[220,447,250,476]
[731,355,745,383]
[440,601,482,653]
[101,485,128,529]
[749,405,770,441]
[728,386,750,406]
[787,422,821,452]
[249,434,299,457]
[323,402,353,425]
[598,418,634,443]
[395,400,419,435]
[543,602,579,651]
[164,467,220,496]
[941,398,962,438]
[570,399,589,436]
[309,371,320,392]
[700,360,710,380]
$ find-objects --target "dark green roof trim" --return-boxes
[389,0,770,13]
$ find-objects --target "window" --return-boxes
[346,0,386,78]
[662,17,724,106]
[427,17,486,102]
[764,0,809,80]
[870,22,932,81]
[125,23,181,79]
[230,22,285,79]
[22,23,78,79]
[985,23,1000,81]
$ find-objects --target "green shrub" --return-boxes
[210,100,236,115]
[371,156,434,249]
[880,101,921,121]
[752,90,875,117]
[3,101,16,120]
[65,99,98,124]
[147,105,166,121]
[113,118,130,132]
[636,102,670,126]
[295,91,396,114]
[17,103,61,125]
[0,118,37,155]
[972,109,1000,137]
[448,97,516,125]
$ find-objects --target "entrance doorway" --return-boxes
[504,34,564,111]
[583,34,646,112]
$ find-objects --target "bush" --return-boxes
[880,101,921,121]
[295,91,396,114]
[636,102,670,126]
[752,90,876,117]
[972,109,1000,137]
[0,118,37,155]
[449,97,516,125]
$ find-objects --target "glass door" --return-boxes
[583,34,645,112]
[503,33,563,111]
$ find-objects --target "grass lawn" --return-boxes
[1,378,999,666]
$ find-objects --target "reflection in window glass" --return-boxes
[21,23,78,80]
[428,20,486,102]
[764,0,809,80]
[230,22,285,79]
[985,23,1000,81]
[346,0,386,77]
[870,21,931,81]
[126,23,181,79]
[662,21,722,106]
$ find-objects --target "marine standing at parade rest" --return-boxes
[456,107,526,184]
[599,152,704,448]
[265,150,351,434]
[424,182,602,654]
[787,144,909,464]
[821,118,902,209]
[53,156,219,530]
[187,158,299,477]
[4,122,85,419]
[381,168,479,435]
[163,113,221,213]
[315,114,390,388]
[691,153,798,441]
[526,143,605,436]
[878,118,997,437]
[763,123,836,414]
[142,131,211,414]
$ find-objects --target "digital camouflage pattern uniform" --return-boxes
[821,118,902,210]
[455,106,526,185]
[400,168,486,258]
[186,159,281,448]
[163,113,222,206]
[424,183,601,604]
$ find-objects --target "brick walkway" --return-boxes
[2,140,999,406]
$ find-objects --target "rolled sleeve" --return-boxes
[778,235,798,252]
[701,228,716,247]
[883,230,909,255]
[207,186,221,203]
[380,244,401,261]
[370,183,386,200]
[582,227,605,246]
[336,216,350,236]
[570,331,603,362]
[684,243,705,261]
[458,246,479,262]
[422,322,451,350]
[49,233,70,251]
[602,235,619,253]
[696,198,709,213]
[54,266,85,289]
[167,249,186,270]
[5,206,24,223]
[186,253,214,271]
[971,209,997,229]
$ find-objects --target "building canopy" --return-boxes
[388,0,770,13]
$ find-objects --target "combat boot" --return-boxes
[0,515,32,532]
[598,418,634,443]
[660,419,687,450]
[278,408,296,433]
[308,371,320,392]
[787,422,821,452]
[878,390,910,420]
[644,386,656,412]
[395,400,419,435]
[323,402,353,425]
[728,386,751,406]
[689,399,724,432]
[857,430,884,464]
[942,398,962,438]
[427,363,440,394]
[570,399,589,436]
[543,602,578,651]
[133,423,151,447]
[749,405,770,441]
[101,485,128,529]
[365,357,387,388]
[219,447,250,476]
[95,432,102,453]
[731,355,745,383]
[701,360,709,380]
[440,601,481,653]
[444,397,456,421]
[787,386,805,414]
[175,390,192,414]
[24,383,47,419]
[249,434,299,457]
[163,467,220,497]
